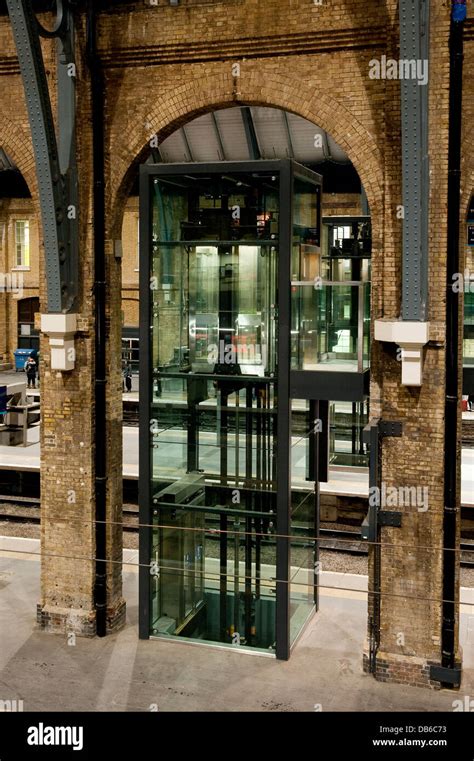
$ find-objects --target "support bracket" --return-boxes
[362,419,403,542]
[378,420,403,438]
[378,510,402,528]
[375,319,430,386]
[429,664,461,687]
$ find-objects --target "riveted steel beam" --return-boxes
[400,0,430,321]
[282,111,294,159]
[181,125,194,162]
[7,0,78,313]
[211,112,226,161]
[241,107,261,160]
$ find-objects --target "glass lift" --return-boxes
[463,199,474,395]
[139,160,370,658]
[320,216,372,467]
[464,288,474,383]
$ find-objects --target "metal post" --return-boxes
[357,282,364,371]
[275,160,292,660]
[87,0,107,638]
[439,0,465,687]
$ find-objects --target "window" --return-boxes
[18,297,40,351]
[15,220,30,267]
[122,331,139,374]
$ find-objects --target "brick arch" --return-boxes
[0,116,37,204]
[109,70,384,237]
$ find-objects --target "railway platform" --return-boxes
[0,425,472,505]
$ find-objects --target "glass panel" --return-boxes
[150,501,277,650]
[291,282,370,371]
[464,290,474,366]
[363,282,371,370]
[329,400,369,467]
[293,177,320,247]
[149,169,280,652]
[315,217,372,373]
[290,399,316,646]
[323,217,372,260]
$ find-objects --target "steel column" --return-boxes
[399,0,430,321]
[241,107,261,160]
[275,159,292,660]
[6,0,78,313]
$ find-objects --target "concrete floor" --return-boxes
[1,537,473,712]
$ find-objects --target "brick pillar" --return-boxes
[37,34,125,636]
[364,4,461,688]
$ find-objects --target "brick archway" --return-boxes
[108,69,385,239]
[0,116,37,203]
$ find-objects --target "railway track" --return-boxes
[1,496,474,568]
[0,498,139,533]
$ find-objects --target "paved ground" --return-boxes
[0,371,30,386]
[0,537,473,712]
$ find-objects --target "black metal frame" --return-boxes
[139,159,327,659]
[138,161,152,639]
[7,0,78,313]
[434,4,465,690]
[275,158,292,659]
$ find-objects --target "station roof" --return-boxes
[157,106,349,165]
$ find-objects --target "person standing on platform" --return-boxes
[25,355,37,389]
[124,364,133,393]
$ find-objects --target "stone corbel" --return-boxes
[374,319,430,387]
[40,313,77,372]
